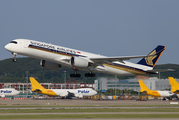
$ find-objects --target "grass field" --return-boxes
[0,105,179,119]
[1,114,179,119]
[0,108,179,113]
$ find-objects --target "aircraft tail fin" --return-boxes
[168,77,179,93]
[29,77,45,91]
[137,45,165,68]
[138,80,151,93]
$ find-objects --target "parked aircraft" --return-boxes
[0,88,20,97]
[138,80,175,98]
[30,77,97,98]
[5,39,173,77]
[168,77,179,94]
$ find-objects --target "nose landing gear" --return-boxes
[12,52,17,62]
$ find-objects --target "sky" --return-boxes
[0,0,179,65]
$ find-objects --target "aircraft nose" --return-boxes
[94,90,97,95]
[16,90,20,95]
[5,44,11,51]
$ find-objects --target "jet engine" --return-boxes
[40,60,61,70]
[70,57,89,68]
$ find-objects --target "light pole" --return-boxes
[64,71,66,89]
[26,71,28,99]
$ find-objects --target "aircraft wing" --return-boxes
[147,69,175,73]
[89,54,157,64]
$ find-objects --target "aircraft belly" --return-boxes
[103,65,134,76]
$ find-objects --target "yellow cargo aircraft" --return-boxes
[138,79,175,97]
[168,77,179,94]
[30,77,97,98]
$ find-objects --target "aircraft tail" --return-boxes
[168,77,179,93]
[138,80,151,93]
[137,45,165,68]
[29,77,45,91]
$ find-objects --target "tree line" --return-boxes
[0,57,178,83]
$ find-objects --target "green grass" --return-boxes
[0,108,179,113]
[0,104,179,119]
[0,114,179,119]
[0,104,179,108]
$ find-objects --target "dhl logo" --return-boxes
[47,90,53,92]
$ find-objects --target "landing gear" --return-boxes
[85,73,96,77]
[70,67,96,78]
[12,52,17,62]
[70,68,81,78]
[70,74,81,78]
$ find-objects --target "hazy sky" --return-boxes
[0,0,179,65]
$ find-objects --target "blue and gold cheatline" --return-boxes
[28,43,165,75]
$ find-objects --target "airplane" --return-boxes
[5,39,174,77]
[29,77,97,98]
[138,79,176,99]
[168,77,179,94]
[0,88,20,98]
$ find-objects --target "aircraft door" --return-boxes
[24,41,29,48]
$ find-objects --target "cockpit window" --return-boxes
[10,41,17,44]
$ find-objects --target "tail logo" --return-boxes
[144,50,157,66]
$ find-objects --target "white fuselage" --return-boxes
[5,39,153,76]
[0,88,20,97]
[52,88,97,97]
[157,91,175,97]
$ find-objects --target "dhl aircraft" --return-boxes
[5,39,173,77]
[30,77,97,98]
[138,79,175,98]
[0,88,20,97]
[168,77,179,94]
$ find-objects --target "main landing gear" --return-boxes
[85,73,96,77]
[70,68,96,78]
[70,73,81,78]
[12,52,17,62]
[70,68,81,78]
[70,73,96,78]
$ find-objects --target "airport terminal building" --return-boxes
[94,77,179,92]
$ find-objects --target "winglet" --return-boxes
[29,77,45,92]
[138,79,151,93]
[168,77,179,93]
[137,45,165,68]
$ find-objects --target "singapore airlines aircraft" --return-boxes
[30,77,97,98]
[0,88,20,97]
[138,80,175,98]
[168,77,179,94]
[5,39,173,77]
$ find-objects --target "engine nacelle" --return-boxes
[40,60,61,70]
[70,57,89,68]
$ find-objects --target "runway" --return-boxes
[0,99,177,106]
[0,99,178,120]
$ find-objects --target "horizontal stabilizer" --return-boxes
[90,54,159,64]
[147,69,175,73]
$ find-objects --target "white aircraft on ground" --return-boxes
[30,77,97,98]
[5,39,173,77]
[0,88,20,97]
